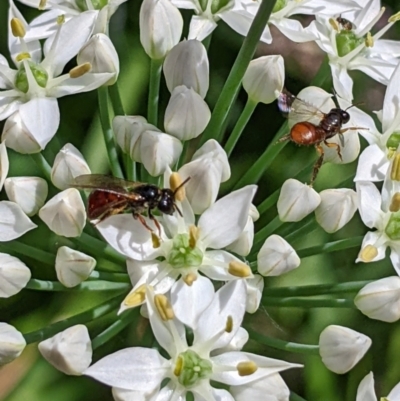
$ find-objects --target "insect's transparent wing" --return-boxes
[72,174,144,192]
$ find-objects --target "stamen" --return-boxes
[358,245,378,262]
[189,225,199,249]
[174,356,183,376]
[225,316,233,333]
[123,284,147,308]
[39,0,47,9]
[10,18,26,38]
[228,261,251,277]
[57,15,65,25]
[69,63,92,78]
[237,361,258,376]
[389,193,400,212]
[154,294,174,321]
[329,18,340,32]
[183,272,198,286]
[389,11,400,22]
[16,53,31,62]
[365,32,374,47]
[391,154,400,181]
[170,172,186,201]
[151,232,161,248]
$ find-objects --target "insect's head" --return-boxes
[158,177,191,216]
[339,109,350,124]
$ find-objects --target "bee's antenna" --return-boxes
[345,101,364,111]
[174,204,183,217]
[173,176,191,196]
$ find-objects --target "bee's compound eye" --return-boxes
[158,191,174,215]
[341,110,350,123]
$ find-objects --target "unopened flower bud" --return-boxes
[243,55,285,104]
[77,33,119,85]
[355,277,400,322]
[0,201,37,241]
[278,179,321,222]
[315,188,358,233]
[245,275,263,313]
[2,111,41,154]
[39,188,86,237]
[51,143,91,190]
[319,325,371,374]
[5,177,48,216]
[164,86,211,141]
[39,325,92,375]
[0,323,26,365]
[56,247,96,288]
[163,39,209,98]
[258,235,300,276]
[140,0,183,60]
[0,253,31,298]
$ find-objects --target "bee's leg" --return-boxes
[324,140,342,161]
[276,134,291,144]
[339,126,368,134]
[134,213,155,233]
[311,144,325,186]
[148,208,162,238]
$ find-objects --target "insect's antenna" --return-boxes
[345,101,364,111]
[331,87,341,108]
[173,176,191,196]
[174,204,183,217]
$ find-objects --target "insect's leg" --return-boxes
[339,126,368,134]
[148,208,162,238]
[134,212,154,233]
[276,134,291,144]
[324,140,342,161]
[311,144,325,186]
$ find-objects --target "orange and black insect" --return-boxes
[336,16,353,31]
[72,174,189,233]
[277,89,364,184]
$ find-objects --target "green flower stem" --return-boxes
[263,281,371,298]
[89,270,130,283]
[30,152,52,182]
[200,0,278,145]
[26,278,129,291]
[0,241,54,265]
[247,327,320,355]
[263,297,355,308]
[297,236,364,259]
[23,294,125,344]
[92,308,139,350]
[253,215,283,246]
[147,58,163,126]
[290,392,308,401]
[97,86,124,178]
[284,217,317,243]
[224,98,258,157]
[108,83,125,116]
[177,140,191,169]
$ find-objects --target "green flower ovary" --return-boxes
[387,132,400,149]
[198,0,233,14]
[272,0,287,13]
[15,61,48,93]
[336,31,363,57]
[385,211,400,240]
[176,350,212,388]
[75,0,108,11]
[168,234,203,269]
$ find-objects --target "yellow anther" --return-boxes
[57,14,65,25]
[389,192,400,212]
[183,272,198,286]
[225,316,233,333]
[155,294,174,321]
[16,52,31,62]
[10,18,26,38]
[39,0,47,9]
[151,232,161,248]
[389,10,400,22]
[170,172,186,201]
[189,225,199,249]
[237,361,258,376]
[228,261,251,278]
[391,154,400,181]
[174,356,183,377]
[365,32,374,47]
[69,63,92,78]
[358,245,378,262]
[123,284,147,308]
[329,17,340,32]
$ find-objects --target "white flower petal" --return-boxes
[0,323,26,365]
[188,15,217,42]
[356,372,377,401]
[0,142,9,191]
[354,144,389,182]
[245,275,263,314]
[356,181,384,229]
[0,253,31,298]
[382,60,400,133]
[0,201,37,241]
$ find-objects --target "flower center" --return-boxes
[75,0,108,11]
[336,31,363,57]
[168,234,203,269]
[387,132,400,150]
[385,211,400,240]
[15,61,48,93]
[174,350,212,388]
[272,0,287,13]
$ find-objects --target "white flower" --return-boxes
[0,201,37,241]
[55,247,96,288]
[85,281,301,398]
[77,33,120,85]
[315,188,358,233]
[96,183,257,313]
[0,253,31,298]
[258,235,300,276]
[178,139,231,214]
[0,142,9,191]
[140,0,183,60]
[356,372,400,401]
[312,4,400,100]
[354,277,400,322]
[39,188,86,238]
[319,325,371,374]
[5,176,48,216]
[243,55,285,104]
[0,10,115,153]
[277,179,320,222]
[163,39,209,98]
[164,85,211,141]
[245,274,264,314]
[39,325,92,375]
[51,143,91,190]
[0,322,26,365]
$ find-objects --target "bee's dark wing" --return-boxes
[72,174,144,192]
